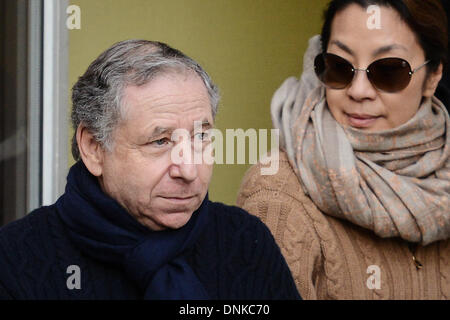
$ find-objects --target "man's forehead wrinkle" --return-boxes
[134,98,211,117]
[126,89,209,109]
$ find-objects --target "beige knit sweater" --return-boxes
[237,151,450,300]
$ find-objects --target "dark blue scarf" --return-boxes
[55,161,210,299]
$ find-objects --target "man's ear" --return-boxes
[423,63,443,98]
[76,124,104,177]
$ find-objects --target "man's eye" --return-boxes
[194,132,209,141]
[151,138,170,146]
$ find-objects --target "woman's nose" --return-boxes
[347,69,378,101]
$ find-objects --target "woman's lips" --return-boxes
[345,112,380,128]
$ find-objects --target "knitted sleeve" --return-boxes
[246,212,302,300]
[236,156,323,300]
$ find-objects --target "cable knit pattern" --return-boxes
[440,240,450,299]
[0,200,300,300]
[347,223,390,299]
[237,151,450,300]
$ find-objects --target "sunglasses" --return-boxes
[314,53,430,93]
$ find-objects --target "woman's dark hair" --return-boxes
[320,0,449,73]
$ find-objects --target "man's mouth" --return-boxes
[158,195,196,204]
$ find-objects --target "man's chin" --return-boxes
[138,211,193,231]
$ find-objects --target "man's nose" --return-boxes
[169,161,198,182]
[169,144,198,182]
[347,70,377,101]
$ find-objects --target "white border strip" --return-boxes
[42,0,69,205]
[27,0,43,212]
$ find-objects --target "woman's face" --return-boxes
[325,4,442,131]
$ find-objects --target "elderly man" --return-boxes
[0,40,300,300]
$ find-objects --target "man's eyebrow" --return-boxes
[148,126,171,139]
[372,44,407,56]
[191,119,213,134]
[199,120,212,128]
[329,40,354,56]
[148,120,212,138]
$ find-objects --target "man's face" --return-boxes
[98,72,214,231]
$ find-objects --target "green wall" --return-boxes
[68,0,329,205]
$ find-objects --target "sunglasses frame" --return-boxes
[314,52,430,93]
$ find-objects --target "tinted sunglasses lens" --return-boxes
[368,58,411,92]
[314,54,354,89]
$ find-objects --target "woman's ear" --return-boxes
[76,124,104,177]
[423,63,443,98]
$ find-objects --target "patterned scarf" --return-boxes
[272,35,450,245]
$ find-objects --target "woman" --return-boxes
[237,0,450,299]
[436,0,450,110]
